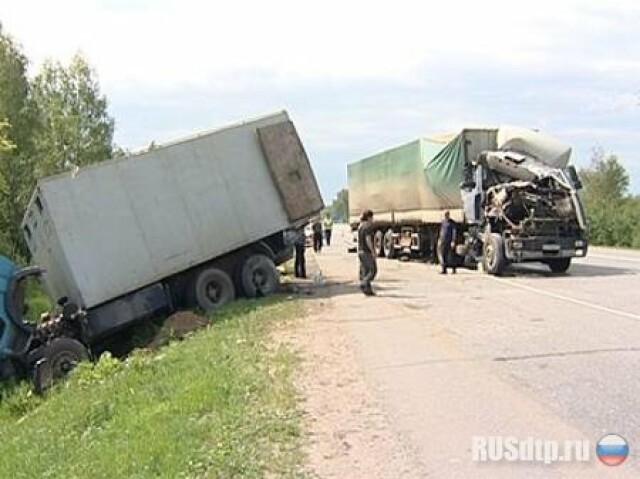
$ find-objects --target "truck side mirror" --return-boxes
[565,165,582,190]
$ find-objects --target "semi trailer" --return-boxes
[347,126,587,274]
[0,110,323,388]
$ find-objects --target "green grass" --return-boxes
[24,278,52,323]
[0,297,306,479]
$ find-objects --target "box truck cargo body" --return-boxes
[8,111,322,367]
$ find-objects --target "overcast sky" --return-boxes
[4,0,640,200]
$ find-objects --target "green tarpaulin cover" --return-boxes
[348,134,467,217]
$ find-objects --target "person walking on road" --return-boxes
[358,209,377,296]
[438,210,457,274]
[312,219,323,252]
[294,227,307,279]
[323,215,334,246]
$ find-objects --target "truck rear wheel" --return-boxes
[483,233,507,275]
[240,254,279,298]
[545,257,571,273]
[194,267,235,311]
[384,230,396,259]
[374,230,385,257]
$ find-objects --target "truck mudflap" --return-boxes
[504,236,588,262]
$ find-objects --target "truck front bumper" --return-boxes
[505,237,588,262]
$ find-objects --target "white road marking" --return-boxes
[586,253,640,264]
[488,276,640,321]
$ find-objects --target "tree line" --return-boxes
[579,150,640,249]
[0,24,114,261]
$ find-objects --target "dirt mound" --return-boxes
[143,311,209,350]
[162,311,209,338]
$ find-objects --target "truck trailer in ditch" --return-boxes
[0,110,323,387]
[347,126,588,274]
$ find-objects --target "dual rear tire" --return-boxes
[191,254,279,312]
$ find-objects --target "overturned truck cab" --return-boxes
[461,127,588,274]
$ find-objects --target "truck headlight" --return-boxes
[574,240,585,248]
[512,240,523,249]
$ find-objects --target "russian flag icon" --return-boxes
[596,434,629,467]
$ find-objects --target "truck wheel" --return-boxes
[374,230,385,257]
[546,257,571,273]
[240,254,279,298]
[483,233,507,275]
[194,268,235,311]
[384,230,396,259]
[44,337,89,379]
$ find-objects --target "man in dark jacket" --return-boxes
[294,228,306,279]
[358,210,377,296]
[438,210,457,274]
[312,219,323,252]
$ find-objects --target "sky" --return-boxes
[3,0,640,201]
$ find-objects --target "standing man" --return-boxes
[312,219,323,252]
[323,214,334,247]
[358,210,377,296]
[294,227,306,279]
[438,210,457,274]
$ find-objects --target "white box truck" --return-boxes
[0,110,322,387]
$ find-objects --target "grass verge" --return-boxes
[0,297,305,479]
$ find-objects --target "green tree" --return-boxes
[0,120,14,151]
[580,148,629,204]
[326,188,349,222]
[31,53,114,177]
[579,150,636,247]
[0,25,36,259]
[0,120,16,256]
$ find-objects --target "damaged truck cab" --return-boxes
[0,256,38,379]
[461,128,588,274]
[0,255,89,389]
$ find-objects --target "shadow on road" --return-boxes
[503,262,636,278]
[279,278,428,303]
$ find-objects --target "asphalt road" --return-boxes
[313,231,640,478]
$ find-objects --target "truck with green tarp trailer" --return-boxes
[347,126,588,274]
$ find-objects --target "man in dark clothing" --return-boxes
[294,228,306,278]
[438,210,457,274]
[312,220,323,252]
[358,210,377,296]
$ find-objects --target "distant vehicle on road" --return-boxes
[345,226,358,253]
